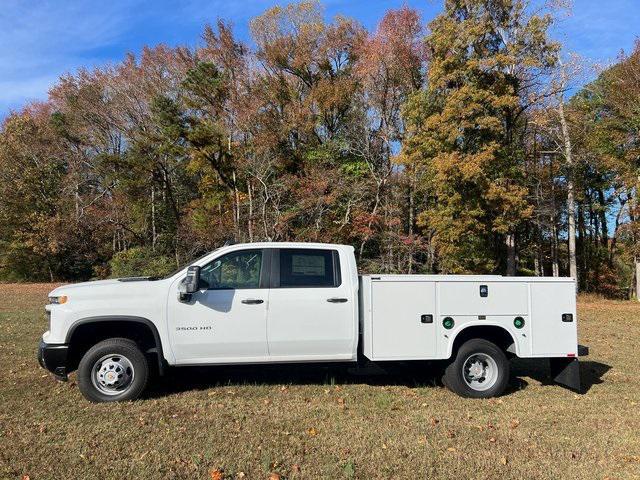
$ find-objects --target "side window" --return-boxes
[279,249,340,288]
[199,249,263,289]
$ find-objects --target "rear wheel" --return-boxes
[443,339,509,398]
[77,338,149,403]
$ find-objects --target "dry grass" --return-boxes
[0,283,638,479]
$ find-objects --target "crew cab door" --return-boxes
[266,248,355,360]
[167,248,269,364]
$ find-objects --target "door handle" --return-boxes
[327,298,348,303]
[241,299,264,305]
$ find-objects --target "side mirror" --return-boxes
[184,265,201,294]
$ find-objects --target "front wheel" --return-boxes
[443,339,510,398]
[77,338,149,403]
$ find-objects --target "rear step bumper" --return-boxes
[550,345,589,393]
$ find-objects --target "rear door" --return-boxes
[266,248,355,360]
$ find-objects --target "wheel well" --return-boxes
[450,326,515,359]
[66,319,163,374]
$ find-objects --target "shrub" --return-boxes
[109,247,176,278]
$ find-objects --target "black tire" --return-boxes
[442,338,510,398]
[77,338,149,403]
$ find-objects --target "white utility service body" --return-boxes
[360,275,577,361]
[38,242,586,402]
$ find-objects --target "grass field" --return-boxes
[0,284,639,479]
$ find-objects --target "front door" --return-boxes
[267,248,355,360]
[168,248,269,364]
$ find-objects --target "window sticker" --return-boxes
[291,254,325,276]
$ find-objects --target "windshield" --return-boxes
[154,248,220,280]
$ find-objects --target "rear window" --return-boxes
[279,249,340,288]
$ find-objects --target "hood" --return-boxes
[48,277,161,297]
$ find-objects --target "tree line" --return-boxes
[0,0,638,298]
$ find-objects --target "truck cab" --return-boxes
[38,242,586,402]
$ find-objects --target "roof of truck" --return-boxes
[221,241,353,249]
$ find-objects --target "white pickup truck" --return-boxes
[38,242,587,402]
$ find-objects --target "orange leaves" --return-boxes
[210,468,225,480]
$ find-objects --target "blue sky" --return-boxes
[1,0,639,118]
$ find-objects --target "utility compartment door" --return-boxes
[530,282,578,356]
[439,281,528,316]
[371,281,437,359]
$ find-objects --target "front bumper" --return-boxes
[38,339,69,381]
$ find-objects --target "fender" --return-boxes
[66,315,166,375]
[446,322,519,358]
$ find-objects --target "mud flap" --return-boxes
[550,357,581,392]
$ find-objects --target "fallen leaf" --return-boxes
[430,418,439,426]
[510,419,520,429]
[210,469,224,480]
[236,473,246,479]
[268,474,281,480]
[501,457,508,465]
[292,464,301,473]
[21,476,30,480]
[446,447,457,452]
[307,427,318,436]
[489,437,496,443]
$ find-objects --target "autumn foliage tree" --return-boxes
[403,0,558,274]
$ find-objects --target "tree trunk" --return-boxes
[232,170,240,239]
[598,189,609,248]
[577,205,586,289]
[247,181,254,243]
[551,218,559,277]
[633,176,640,301]
[151,183,156,252]
[558,97,577,284]
[506,233,516,276]
[75,182,80,219]
[635,256,640,301]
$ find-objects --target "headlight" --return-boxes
[49,295,68,305]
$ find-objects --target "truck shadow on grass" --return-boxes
[145,358,610,398]
[509,358,611,394]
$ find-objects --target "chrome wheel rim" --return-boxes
[462,353,498,391]
[91,354,135,396]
